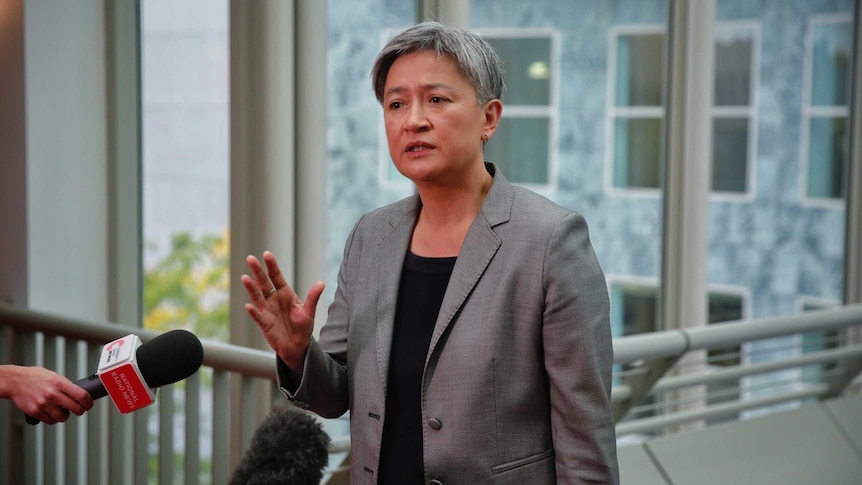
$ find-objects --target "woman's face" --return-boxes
[382,51,499,187]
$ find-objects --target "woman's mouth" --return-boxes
[405,142,434,153]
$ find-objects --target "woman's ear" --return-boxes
[482,99,503,140]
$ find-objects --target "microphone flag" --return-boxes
[96,334,156,413]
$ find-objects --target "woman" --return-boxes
[242,22,619,484]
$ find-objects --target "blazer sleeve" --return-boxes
[275,216,367,419]
[542,211,620,484]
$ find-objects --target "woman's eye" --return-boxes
[388,101,403,110]
[430,96,444,103]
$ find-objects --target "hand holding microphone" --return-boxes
[0,365,93,425]
[25,329,204,425]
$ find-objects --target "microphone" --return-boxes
[229,407,332,485]
[26,329,204,425]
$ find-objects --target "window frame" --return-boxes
[798,13,854,207]
[605,24,667,198]
[709,20,761,202]
[607,275,662,338]
[478,27,560,194]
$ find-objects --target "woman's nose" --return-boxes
[404,104,430,131]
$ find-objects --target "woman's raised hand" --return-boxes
[241,251,325,372]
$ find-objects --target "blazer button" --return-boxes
[427,418,442,430]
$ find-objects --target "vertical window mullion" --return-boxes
[660,0,714,333]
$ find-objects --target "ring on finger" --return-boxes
[263,286,277,297]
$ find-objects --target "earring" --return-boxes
[482,133,488,142]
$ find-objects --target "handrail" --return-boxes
[609,303,862,435]
[647,344,862,395]
[0,302,276,380]
[612,303,862,364]
[6,302,860,373]
[3,301,862,483]
[0,302,281,485]
[615,385,830,436]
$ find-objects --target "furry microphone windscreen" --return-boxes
[229,406,332,485]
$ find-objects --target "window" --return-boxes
[705,291,746,424]
[610,281,660,419]
[608,283,745,420]
[711,23,758,195]
[706,292,745,367]
[482,31,557,188]
[141,2,229,482]
[801,14,853,201]
[610,281,659,339]
[608,27,666,192]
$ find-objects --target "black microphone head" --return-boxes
[229,407,332,485]
[136,329,204,387]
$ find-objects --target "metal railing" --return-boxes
[611,304,862,438]
[0,303,278,485]
[2,302,862,484]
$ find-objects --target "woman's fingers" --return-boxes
[240,273,266,307]
[246,255,274,294]
[303,281,326,319]
[246,252,298,304]
[262,251,290,292]
[242,251,319,361]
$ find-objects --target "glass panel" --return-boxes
[612,284,658,337]
[710,0,852,321]
[711,117,748,192]
[615,33,665,107]
[610,283,659,418]
[714,31,752,106]
[142,1,230,340]
[705,292,743,423]
[141,1,229,482]
[807,116,847,199]
[708,0,856,425]
[484,117,549,184]
[707,292,743,366]
[614,117,662,188]
[811,20,853,106]
[484,37,551,106]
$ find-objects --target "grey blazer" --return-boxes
[279,164,619,484]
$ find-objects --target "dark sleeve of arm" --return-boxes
[274,215,366,419]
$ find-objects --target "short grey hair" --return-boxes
[371,22,505,105]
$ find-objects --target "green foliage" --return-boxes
[143,231,227,484]
[144,230,230,341]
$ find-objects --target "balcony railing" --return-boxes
[2,302,861,484]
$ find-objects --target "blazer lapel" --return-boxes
[375,195,420,391]
[427,165,515,358]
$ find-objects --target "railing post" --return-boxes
[185,374,202,485]
[824,355,862,399]
[613,355,684,421]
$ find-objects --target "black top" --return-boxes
[378,251,456,484]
